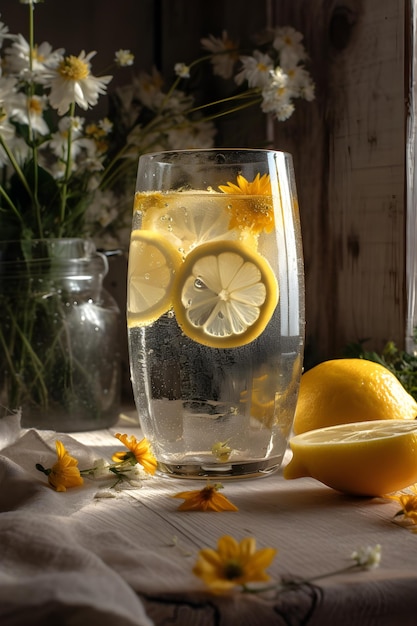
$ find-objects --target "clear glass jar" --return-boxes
[0,238,121,431]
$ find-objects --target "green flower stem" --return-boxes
[59,102,76,234]
[0,186,24,223]
[28,1,34,74]
[242,563,366,595]
[185,89,262,116]
[0,136,35,202]
[6,301,49,407]
[25,0,43,237]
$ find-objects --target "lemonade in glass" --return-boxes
[127,149,304,478]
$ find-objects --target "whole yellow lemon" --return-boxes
[293,358,417,435]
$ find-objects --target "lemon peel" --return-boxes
[284,420,417,496]
[293,358,417,435]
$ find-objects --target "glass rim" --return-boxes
[138,147,293,161]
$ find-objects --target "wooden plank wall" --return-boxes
[1,0,410,375]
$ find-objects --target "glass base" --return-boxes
[156,457,281,480]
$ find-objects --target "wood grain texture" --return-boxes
[269,0,407,365]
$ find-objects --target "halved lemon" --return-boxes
[284,419,417,496]
[140,190,257,255]
[172,240,279,348]
[127,230,182,326]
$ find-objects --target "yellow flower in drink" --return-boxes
[219,173,275,234]
[219,173,271,196]
[44,440,84,492]
[172,482,238,512]
[193,535,277,592]
[112,433,158,475]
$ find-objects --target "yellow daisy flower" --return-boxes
[219,173,272,196]
[172,482,238,512]
[47,440,84,492]
[219,173,274,234]
[112,433,158,475]
[392,493,417,525]
[193,535,277,592]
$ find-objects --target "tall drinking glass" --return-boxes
[127,149,304,478]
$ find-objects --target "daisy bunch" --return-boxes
[0,2,314,250]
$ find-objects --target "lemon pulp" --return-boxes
[172,240,279,348]
[284,419,417,496]
[127,229,182,326]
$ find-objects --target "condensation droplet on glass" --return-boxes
[144,273,150,280]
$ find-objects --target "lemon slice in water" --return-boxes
[172,240,279,348]
[284,419,417,496]
[127,230,182,326]
[140,190,257,255]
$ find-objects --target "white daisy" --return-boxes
[200,30,239,79]
[134,67,164,109]
[284,64,315,101]
[44,116,87,164]
[272,26,307,67]
[99,117,113,134]
[235,51,274,88]
[0,15,11,49]
[4,34,64,78]
[261,68,295,121]
[114,49,134,67]
[10,93,49,135]
[45,50,112,115]
[174,62,191,79]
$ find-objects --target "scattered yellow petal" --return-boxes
[193,534,277,593]
[172,482,238,512]
[48,440,84,492]
[112,433,158,475]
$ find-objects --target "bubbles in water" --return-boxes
[194,278,206,290]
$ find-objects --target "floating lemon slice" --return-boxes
[140,190,258,255]
[127,230,182,327]
[173,240,279,348]
[284,419,417,496]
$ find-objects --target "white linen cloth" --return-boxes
[0,413,153,626]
